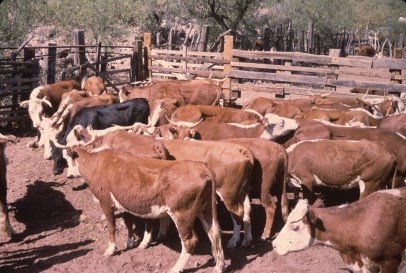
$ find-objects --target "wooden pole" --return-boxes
[182,45,187,70]
[72,30,87,66]
[130,40,143,82]
[45,43,57,84]
[100,47,108,73]
[307,22,314,54]
[198,25,210,52]
[95,42,102,74]
[223,35,233,101]
[21,48,37,129]
[143,33,152,79]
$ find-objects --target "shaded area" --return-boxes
[0,240,93,273]
[9,180,82,240]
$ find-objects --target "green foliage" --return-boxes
[0,0,404,49]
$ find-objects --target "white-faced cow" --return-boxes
[286,139,398,204]
[81,75,106,96]
[272,189,406,273]
[20,79,81,128]
[67,146,226,273]
[0,134,17,239]
[154,113,298,142]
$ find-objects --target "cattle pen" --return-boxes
[0,30,406,131]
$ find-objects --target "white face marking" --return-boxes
[272,199,313,255]
[64,149,80,178]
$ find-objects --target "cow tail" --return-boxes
[209,170,225,272]
[281,149,289,222]
[390,163,398,189]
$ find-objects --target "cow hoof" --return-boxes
[126,237,136,249]
[103,242,117,256]
[137,242,149,249]
[225,239,238,249]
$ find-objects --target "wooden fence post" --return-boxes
[95,42,102,74]
[263,28,272,51]
[198,25,210,52]
[21,48,37,129]
[182,45,187,70]
[223,35,233,101]
[131,40,143,82]
[144,33,152,79]
[45,43,57,84]
[100,47,108,73]
[307,22,314,53]
[72,30,87,78]
[168,27,177,50]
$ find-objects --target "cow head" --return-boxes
[38,117,64,160]
[148,98,182,127]
[272,199,317,255]
[261,113,298,140]
[158,117,203,140]
[20,86,53,128]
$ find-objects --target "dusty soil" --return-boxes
[1,135,353,273]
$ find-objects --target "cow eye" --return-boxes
[291,225,300,231]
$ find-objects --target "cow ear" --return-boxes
[66,148,78,159]
[307,209,319,224]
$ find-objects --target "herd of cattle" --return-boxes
[0,75,405,273]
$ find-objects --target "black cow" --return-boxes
[51,98,150,175]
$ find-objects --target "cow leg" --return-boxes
[99,203,117,256]
[261,196,277,240]
[122,212,137,249]
[167,212,198,273]
[138,219,154,249]
[227,216,241,248]
[0,201,14,238]
[156,214,171,241]
[241,195,252,247]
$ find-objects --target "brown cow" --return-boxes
[169,104,261,125]
[272,189,406,273]
[156,113,298,141]
[120,79,225,126]
[378,113,406,135]
[242,97,313,117]
[287,139,397,204]
[67,146,225,273]
[20,79,81,128]
[0,134,17,239]
[219,138,289,240]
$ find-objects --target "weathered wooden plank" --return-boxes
[0,77,40,85]
[229,70,327,85]
[336,66,392,78]
[0,85,32,93]
[150,54,230,64]
[232,50,332,65]
[331,57,372,68]
[152,49,222,58]
[150,66,228,79]
[337,73,391,83]
[231,61,334,74]
[327,79,406,93]
[373,59,406,70]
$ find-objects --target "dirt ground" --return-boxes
[1,134,357,273]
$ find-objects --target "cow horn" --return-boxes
[42,98,52,108]
[19,100,29,108]
[320,90,336,98]
[166,116,203,128]
[361,89,370,100]
[0,134,17,143]
[306,89,315,96]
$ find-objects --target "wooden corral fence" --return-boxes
[0,30,139,130]
[143,33,406,101]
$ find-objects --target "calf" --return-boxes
[155,113,298,141]
[287,139,397,204]
[159,139,255,248]
[0,134,17,239]
[68,146,225,273]
[169,105,261,125]
[272,189,406,273]
[20,79,80,128]
[51,98,150,175]
[219,138,289,240]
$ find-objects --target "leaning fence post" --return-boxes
[45,43,57,84]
